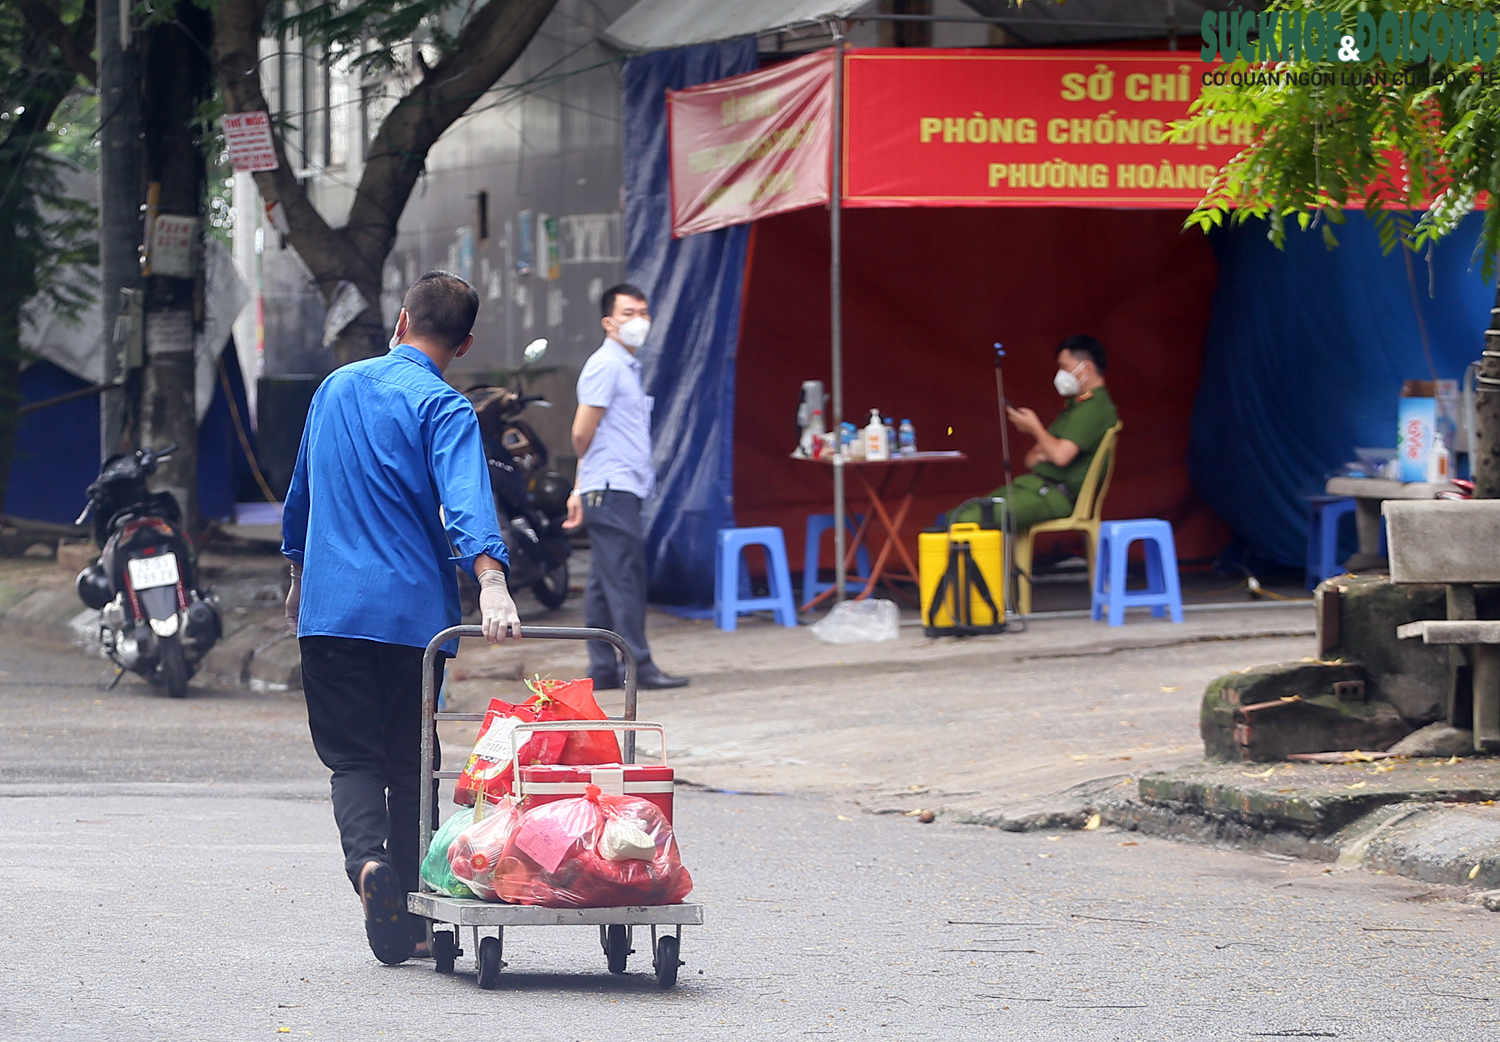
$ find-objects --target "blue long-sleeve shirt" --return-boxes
[281,344,508,652]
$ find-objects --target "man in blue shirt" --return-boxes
[282,270,520,965]
[562,284,687,690]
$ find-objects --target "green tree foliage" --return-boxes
[0,0,98,510]
[1177,0,1500,495]
[1180,0,1500,270]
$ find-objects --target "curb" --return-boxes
[952,759,1500,900]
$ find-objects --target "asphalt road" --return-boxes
[4,633,1500,1042]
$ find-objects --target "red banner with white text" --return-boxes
[842,49,1241,208]
[668,51,834,238]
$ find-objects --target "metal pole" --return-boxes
[830,31,847,602]
[994,344,1018,616]
[97,0,142,459]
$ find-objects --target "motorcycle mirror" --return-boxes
[522,338,548,366]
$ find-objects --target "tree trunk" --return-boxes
[139,6,212,530]
[96,0,143,459]
[331,273,389,364]
[213,0,559,366]
[1475,289,1500,499]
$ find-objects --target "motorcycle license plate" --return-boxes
[127,553,180,590]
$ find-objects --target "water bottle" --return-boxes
[898,419,916,456]
[883,417,896,457]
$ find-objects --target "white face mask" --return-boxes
[614,316,651,349]
[1053,362,1084,398]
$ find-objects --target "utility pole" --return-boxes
[138,6,214,530]
[98,0,144,460]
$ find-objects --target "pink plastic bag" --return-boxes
[494,786,693,908]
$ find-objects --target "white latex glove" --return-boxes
[286,562,301,628]
[478,568,521,644]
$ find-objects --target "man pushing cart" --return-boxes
[282,270,522,965]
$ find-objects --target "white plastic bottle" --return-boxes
[864,408,889,461]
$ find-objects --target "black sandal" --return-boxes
[360,862,414,965]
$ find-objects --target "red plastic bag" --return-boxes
[454,699,568,807]
[493,786,693,908]
[529,678,622,766]
[447,801,523,902]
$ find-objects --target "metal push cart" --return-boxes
[411,624,703,989]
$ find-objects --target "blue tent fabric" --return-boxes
[5,360,100,524]
[197,338,261,522]
[1191,212,1496,567]
[6,342,255,526]
[621,39,758,606]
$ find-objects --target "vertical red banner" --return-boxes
[668,51,834,238]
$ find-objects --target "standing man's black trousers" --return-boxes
[300,636,444,896]
[582,488,653,679]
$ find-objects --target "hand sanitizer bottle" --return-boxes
[864,409,889,461]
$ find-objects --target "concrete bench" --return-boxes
[1397,620,1500,644]
[1386,500,1500,752]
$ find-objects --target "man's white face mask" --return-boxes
[615,316,651,349]
[1053,360,1085,398]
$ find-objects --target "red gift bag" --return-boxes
[529,678,622,766]
[452,679,623,807]
[453,699,568,807]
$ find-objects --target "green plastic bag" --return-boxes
[421,811,477,898]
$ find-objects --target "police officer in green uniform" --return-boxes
[949,335,1118,529]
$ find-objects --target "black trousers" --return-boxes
[300,636,444,895]
[581,488,653,677]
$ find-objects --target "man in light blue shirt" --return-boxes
[282,270,520,965]
[563,284,688,690]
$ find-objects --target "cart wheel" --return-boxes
[605,924,631,974]
[432,930,457,975]
[653,935,680,989]
[476,935,503,989]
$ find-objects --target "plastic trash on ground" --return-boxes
[491,786,693,908]
[809,597,900,644]
[421,810,477,898]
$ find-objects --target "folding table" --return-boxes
[798,450,967,610]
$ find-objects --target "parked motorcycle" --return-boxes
[464,338,573,609]
[73,444,221,698]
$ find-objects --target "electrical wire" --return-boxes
[1244,575,1313,603]
[216,353,280,505]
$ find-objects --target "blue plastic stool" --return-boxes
[1091,519,1184,626]
[802,513,872,606]
[1305,495,1357,590]
[716,527,798,631]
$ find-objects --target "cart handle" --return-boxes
[418,624,639,875]
[508,720,668,800]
